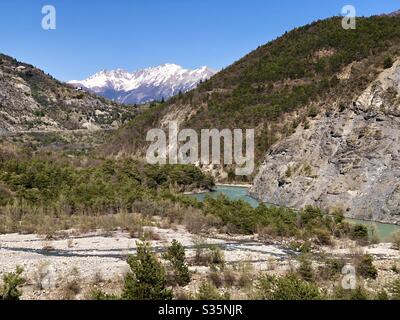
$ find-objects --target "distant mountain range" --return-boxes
[68,64,216,105]
[387,9,400,17]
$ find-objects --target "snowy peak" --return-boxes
[69,64,216,104]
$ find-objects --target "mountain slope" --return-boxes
[103,15,400,223]
[0,54,136,134]
[68,64,216,105]
[104,15,400,161]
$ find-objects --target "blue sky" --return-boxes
[0,0,399,81]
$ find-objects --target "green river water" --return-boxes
[191,185,400,242]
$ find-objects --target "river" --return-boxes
[190,185,400,242]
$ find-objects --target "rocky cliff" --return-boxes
[250,59,400,224]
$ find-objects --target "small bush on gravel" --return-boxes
[318,258,346,281]
[383,56,394,69]
[208,245,225,270]
[0,266,25,300]
[388,278,400,300]
[123,242,173,300]
[357,254,378,279]
[350,224,370,244]
[314,228,332,246]
[192,237,211,266]
[91,290,119,300]
[297,255,314,282]
[61,267,82,300]
[196,280,230,300]
[163,240,191,287]
[236,261,254,289]
[333,285,370,300]
[208,270,224,288]
[375,289,389,300]
[391,231,400,250]
[256,273,322,300]
[223,269,237,287]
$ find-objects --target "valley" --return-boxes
[1,12,400,301]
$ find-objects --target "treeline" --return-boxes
[199,195,369,244]
[0,148,214,216]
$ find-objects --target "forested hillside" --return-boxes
[105,16,400,164]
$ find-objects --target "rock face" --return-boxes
[250,59,400,224]
[0,54,135,133]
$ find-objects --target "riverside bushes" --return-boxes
[200,195,356,241]
[0,157,214,212]
[0,145,373,246]
[0,151,215,234]
[202,195,298,236]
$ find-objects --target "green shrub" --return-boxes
[162,240,191,287]
[388,278,400,300]
[333,286,370,300]
[208,245,225,270]
[91,290,119,300]
[375,289,389,300]
[326,258,346,278]
[196,280,230,300]
[357,254,378,279]
[383,56,393,69]
[122,242,173,300]
[297,255,314,282]
[391,231,400,250]
[314,228,332,246]
[257,274,322,300]
[350,224,369,244]
[0,266,25,300]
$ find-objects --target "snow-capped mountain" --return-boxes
[68,64,216,105]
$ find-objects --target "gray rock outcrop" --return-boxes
[250,60,400,224]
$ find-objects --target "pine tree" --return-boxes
[122,242,172,300]
[163,240,191,286]
[298,255,314,282]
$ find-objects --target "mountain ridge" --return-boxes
[69,64,216,105]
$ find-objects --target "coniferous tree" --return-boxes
[163,240,191,286]
[122,242,172,300]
